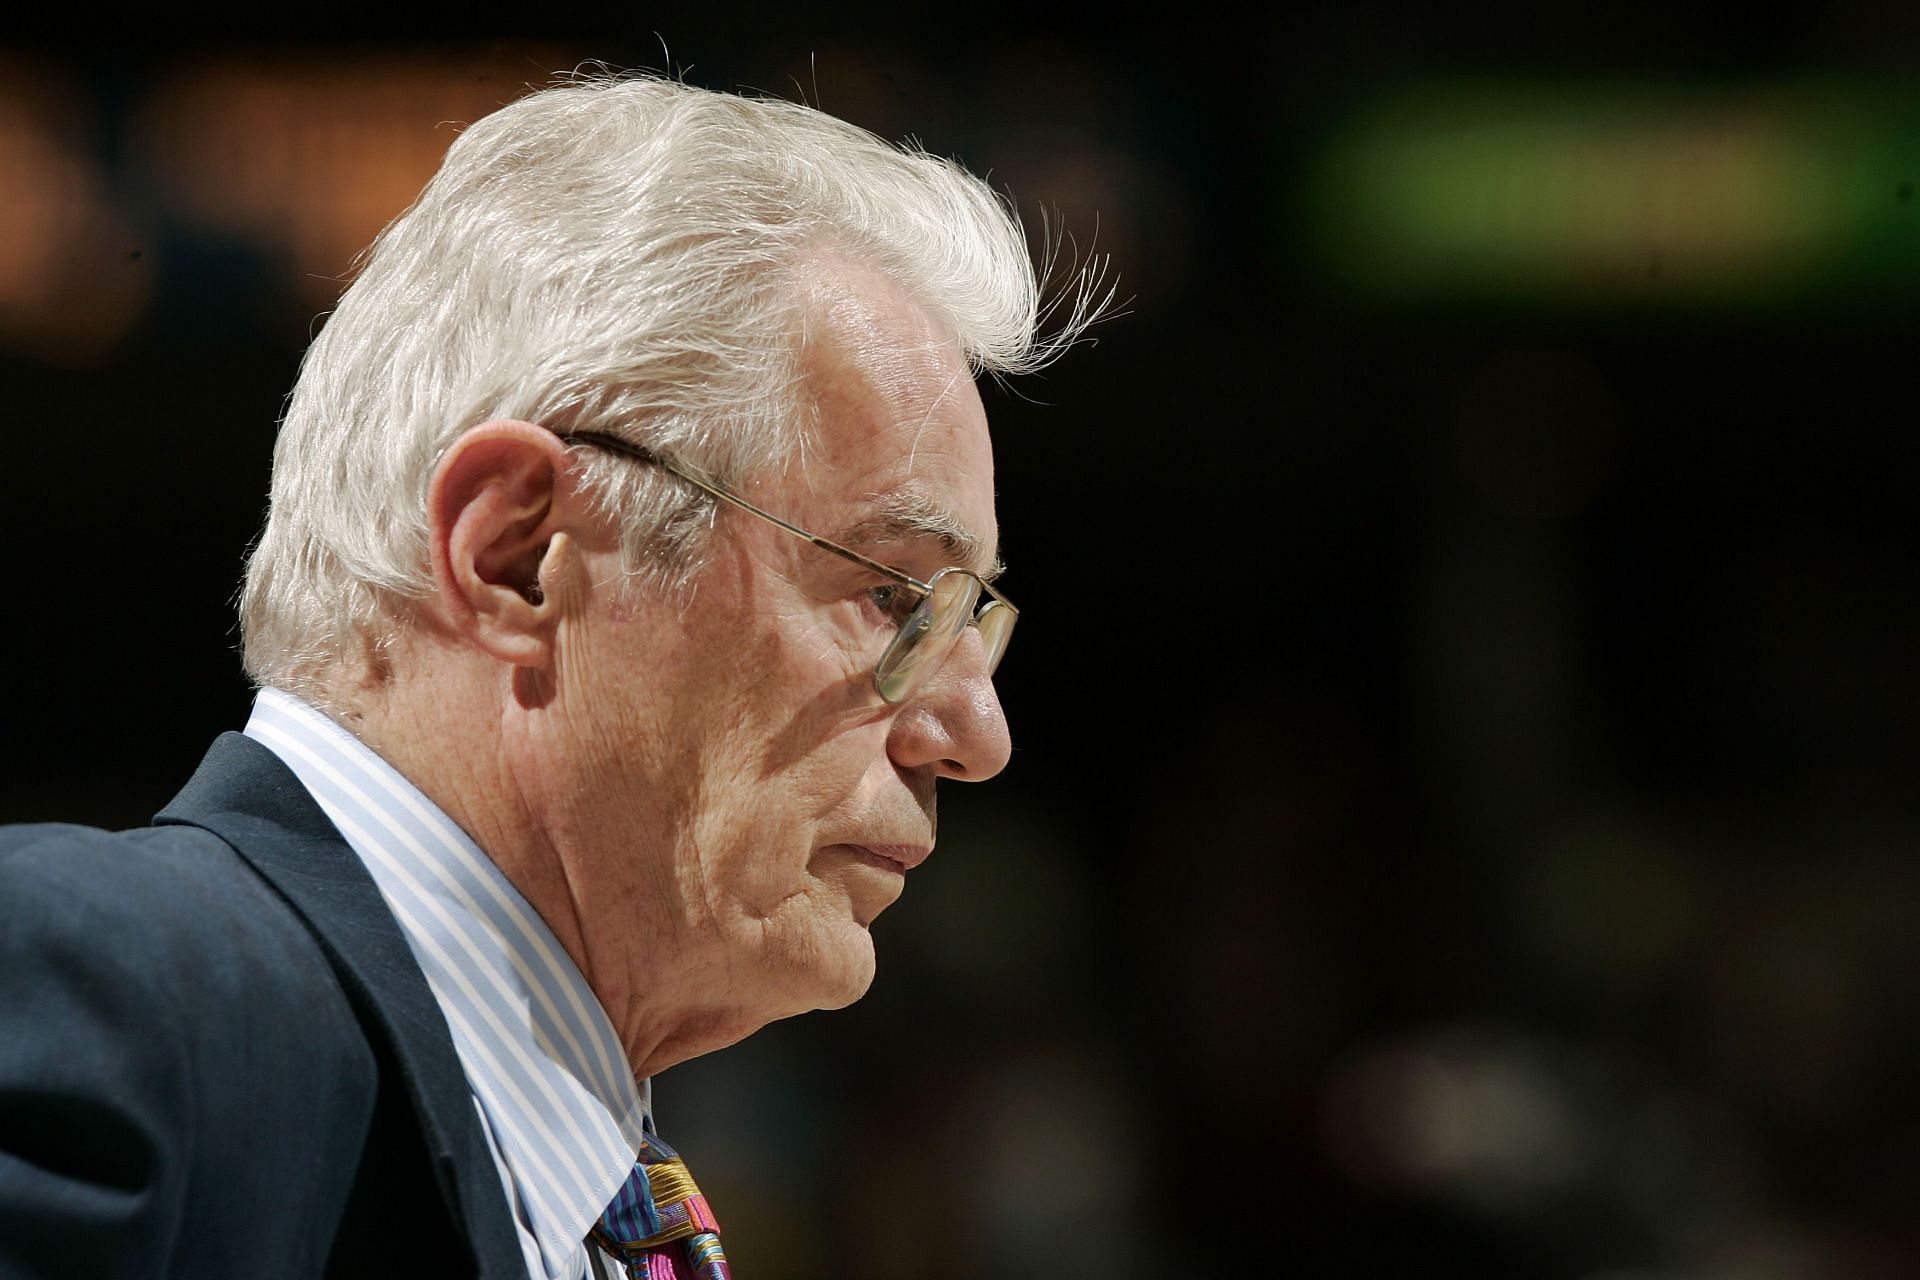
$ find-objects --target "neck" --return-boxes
[330,645,753,1080]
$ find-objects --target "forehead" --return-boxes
[783,255,998,571]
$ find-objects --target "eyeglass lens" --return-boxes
[975,599,1015,674]
[874,570,1013,704]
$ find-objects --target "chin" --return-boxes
[727,911,880,1026]
[813,968,874,1011]
[800,927,878,1013]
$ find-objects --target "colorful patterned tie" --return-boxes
[590,1131,732,1280]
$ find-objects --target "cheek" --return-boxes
[697,726,895,907]
[585,559,896,901]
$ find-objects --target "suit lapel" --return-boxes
[156,732,527,1279]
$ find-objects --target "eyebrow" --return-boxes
[840,489,1005,583]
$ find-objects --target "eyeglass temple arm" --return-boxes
[559,429,934,597]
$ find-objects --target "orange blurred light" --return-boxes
[136,50,571,309]
[0,57,154,364]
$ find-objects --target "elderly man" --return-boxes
[0,76,1101,1278]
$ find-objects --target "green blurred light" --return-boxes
[1305,81,1920,305]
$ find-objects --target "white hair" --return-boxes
[239,72,1109,694]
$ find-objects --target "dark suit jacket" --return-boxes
[0,733,529,1278]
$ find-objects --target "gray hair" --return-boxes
[239,73,1108,694]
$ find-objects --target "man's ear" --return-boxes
[427,420,581,668]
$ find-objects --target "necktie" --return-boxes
[590,1131,732,1280]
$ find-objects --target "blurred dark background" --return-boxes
[5,7,1919,1277]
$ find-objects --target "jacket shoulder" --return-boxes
[0,820,380,1276]
[0,819,362,1047]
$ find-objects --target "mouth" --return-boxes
[840,843,933,873]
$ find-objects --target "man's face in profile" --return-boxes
[532,255,1013,1056]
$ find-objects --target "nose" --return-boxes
[885,630,1013,781]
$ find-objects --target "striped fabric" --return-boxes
[245,688,649,1280]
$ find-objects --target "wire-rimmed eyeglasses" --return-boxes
[560,429,1017,705]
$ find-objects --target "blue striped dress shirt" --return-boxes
[245,688,648,1280]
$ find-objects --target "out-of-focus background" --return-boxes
[5,9,1919,1278]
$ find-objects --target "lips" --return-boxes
[841,842,933,872]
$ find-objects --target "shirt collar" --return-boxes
[245,687,646,1280]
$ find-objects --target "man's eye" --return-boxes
[867,585,915,624]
